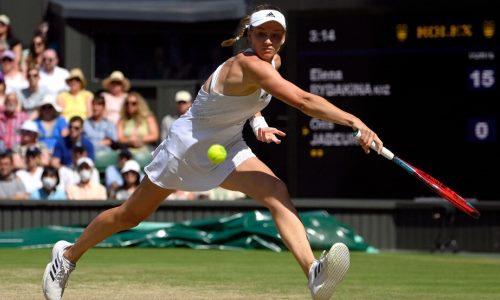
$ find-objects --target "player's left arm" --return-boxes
[243,56,382,153]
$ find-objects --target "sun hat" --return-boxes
[174,90,192,103]
[65,68,87,88]
[102,70,130,91]
[38,94,62,112]
[121,159,141,174]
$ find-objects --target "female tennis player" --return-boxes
[43,5,382,300]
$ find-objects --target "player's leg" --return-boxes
[43,176,173,300]
[220,157,350,300]
[65,176,174,262]
[220,157,315,276]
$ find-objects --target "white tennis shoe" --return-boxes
[308,242,350,300]
[42,240,76,300]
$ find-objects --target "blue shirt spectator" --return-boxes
[36,116,68,152]
[30,187,66,200]
[30,166,66,200]
[51,116,94,167]
[84,96,117,152]
[53,135,94,166]
[35,94,68,152]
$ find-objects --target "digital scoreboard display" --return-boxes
[292,11,498,199]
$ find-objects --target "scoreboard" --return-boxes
[291,11,499,199]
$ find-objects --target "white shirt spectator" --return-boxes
[16,167,43,194]
[5,73,29,94]
[39,66,70,96]
[58,165,100,190]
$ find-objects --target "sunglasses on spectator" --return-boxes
[1,58,13,62]
[125,101,138,106]
[28,73,39,78]
[41,105,53,110]
[70,125,82,130]
[43,57,55,62]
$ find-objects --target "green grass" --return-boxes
[1,248,499,299]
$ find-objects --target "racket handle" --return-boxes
[354,130,395,160]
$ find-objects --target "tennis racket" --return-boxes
[354,131,480,219]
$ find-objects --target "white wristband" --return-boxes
[250,116,268,136]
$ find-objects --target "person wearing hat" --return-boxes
[12,119,50,169]
[58,146,100,189]
[115,159,141,200]
[0,14,22,72]
[17,67,49,119]
[57,68,93,121]
[65,157,106,200]
[39,49,70,96]
[1,50,28,93]
[100,70,130,124]
[34,94,68,152]
[15,146,43,194]
[0,92,29,149]
[160,90,192,140]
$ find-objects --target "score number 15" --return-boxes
[468,69,495,90]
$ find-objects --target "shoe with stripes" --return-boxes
[308,243,350,300]
[42,240,75,300]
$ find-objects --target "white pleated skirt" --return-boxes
[144,138,255,191]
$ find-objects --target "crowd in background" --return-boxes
[0,14,245,201]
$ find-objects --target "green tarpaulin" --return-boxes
[0,210,377,252]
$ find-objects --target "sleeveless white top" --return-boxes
[144,55,274,191]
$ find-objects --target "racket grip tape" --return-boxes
[353,130,395,160]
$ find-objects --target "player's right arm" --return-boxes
[241,56,382,153]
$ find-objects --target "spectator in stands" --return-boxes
[117,92,159,156]
[15,147,43,194]
[58,68,93,120]
[17,67,48,119]
[52,116,94,167]
[35,95,68,152]
[0,92,29,149]
[0,151,27,199]
[1,50,28,93]
[0,15,22,71]
[166,190,201,200]
[160,90,192,140]
[12,120,50,169]
[115,160,141,200]
[59,146,100,189]
[206,187,246,201]
[30,166,66,200]
[23,33,47,73]
[101,71,130,124]
[0,39,7,59]
[0,72,6,106]
[105,149,132,196]
[39,49,69,96]
[83,95,117,153]
[66,157,106,200]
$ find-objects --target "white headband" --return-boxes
[249,9,286,30]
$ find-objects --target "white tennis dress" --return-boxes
[144,57,274,191]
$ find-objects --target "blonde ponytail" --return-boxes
[221,15,250,47]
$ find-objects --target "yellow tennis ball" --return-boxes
[207,144,227,164]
